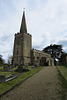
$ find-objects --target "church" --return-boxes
[13,11,54,66]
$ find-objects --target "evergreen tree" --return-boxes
[43,44,64,65]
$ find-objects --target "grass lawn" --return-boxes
[0,66,43,95]
[0,72,12,77]
[57,66,67,82]
[10,66,18,70]
[0,66,18,76]
[0,66,3,70]
[57,66,67,100]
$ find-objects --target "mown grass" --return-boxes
[10,66,18,70]
[0,66,3,70]
[0,72,12,77]
[0,66,43,95]
[57,66,67,100]
[57,66,67,82]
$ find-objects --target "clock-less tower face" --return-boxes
[13,33,23,65]
[16,37,20,45]
[22,33,31,65]
[13,33,31,66]
[15,35,23,45]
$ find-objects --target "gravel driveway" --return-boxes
[1,66,62,100]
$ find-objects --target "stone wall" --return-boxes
[13,33,23,65]
[22,33,32,65]
[13,32,32,66]
[31,49,54,66]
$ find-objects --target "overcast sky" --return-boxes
[0,0,67,62]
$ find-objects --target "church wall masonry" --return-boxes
[22,33,32,65]
[13,32,32,66]
[13,11,54,66]
[31,49,54,66]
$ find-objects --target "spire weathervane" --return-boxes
[23,8,25,11]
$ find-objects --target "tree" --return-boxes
[8,55,13,65]
[0,55,4,65]
[59,53,67,65]
[43,44,64,65]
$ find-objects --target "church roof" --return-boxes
[20,11,27,33]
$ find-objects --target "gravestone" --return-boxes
[18,66,23,73]
[0,75,5,82]
[8,64,10,69]
[31,66,36,68]
[3,66,9,71]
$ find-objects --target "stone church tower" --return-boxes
[13,11,32,66]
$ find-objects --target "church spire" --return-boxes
[20,10,27,33]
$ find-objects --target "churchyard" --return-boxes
[0,65,18,83]
[0,65,43,95]
[0,65,67,99]
[0,63,67,99]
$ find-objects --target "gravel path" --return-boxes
[1,66,62,100]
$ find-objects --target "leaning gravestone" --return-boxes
[0,75,5,82]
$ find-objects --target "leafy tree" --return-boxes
[43,44,63,59]
[59,53,67,65]
[0,55,4,65]
[43,44,64,65]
